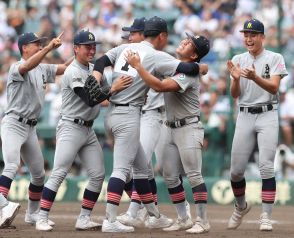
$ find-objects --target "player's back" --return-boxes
[106,41,179,106]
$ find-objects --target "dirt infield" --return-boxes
[1,202,293,238]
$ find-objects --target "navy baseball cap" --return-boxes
[240,19,264,34]
[18,32,47,50]
[186,33,210,62]
[122,18,146,32]
[144,16,167,35]
[74,30,100,45]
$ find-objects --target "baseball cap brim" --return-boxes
[76,40,101,45]
[122,26,143,32]
[185,32,198,50]
[121,34,129,40]
[29,37,48,44]
[239,29,263,33]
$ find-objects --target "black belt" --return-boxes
[165,116,200,128]
[142,107,165,114]
[18,117,38,126]
[114,103,129,107]
[240,104,273,114]
[73,119,94,127]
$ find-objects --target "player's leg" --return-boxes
[154,119,168,175]
[140,110,162,201]
[173,124,210,234]
[228,113,256,229]
[256,111,279,231]
[133,143,172,229]
[77,130,105,230]
[123,110,162,222]
[102,105,140,232]
[0,119,26,227]
[162,139,193,232]
[20,129,46,225]
[123,176,133,198]
[36,121,86,231]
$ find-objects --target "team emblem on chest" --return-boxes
[42,74,47,89]
[262,64,270,79]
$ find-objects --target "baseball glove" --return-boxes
[84,75,111,103]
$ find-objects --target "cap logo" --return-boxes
[246,22,252,29]
[88,33,94,40]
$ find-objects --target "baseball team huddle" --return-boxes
[0,15,288,234]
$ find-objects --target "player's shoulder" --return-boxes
[120,42,143,51]
[232,51,249,60]
[264,49,283,59]
[231,51,250,64]
[154,50,176,61]
[64,61,78,76]
[9,59,22,69]
[8,59,22,74]
[109,43,130,52]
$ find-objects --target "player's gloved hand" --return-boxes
[84,75,111,103]
[84,75,99,92]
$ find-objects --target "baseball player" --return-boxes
[0,32,68,228]
[35,30,132,231]
[226,19,288,231]
[91,16,206,233]
[118,17,191,228]
[117,17,171,227]
[125,33,210,234]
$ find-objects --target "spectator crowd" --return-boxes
[0,0,294,178]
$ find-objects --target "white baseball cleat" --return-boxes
[259,212,272,231]
[186,217,210,234]
[101,219,134,233]
[227,202,251,229]
[75,215,101,230]
[117,212,144,227]
[163,216,193,231]
[25,210,55,226]
[145,214,173,229]
[0,201,21,228]
[35,218,53,231]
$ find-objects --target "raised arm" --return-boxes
[125,51,180,92]
[18,32,63,75]
[56,56,74,75]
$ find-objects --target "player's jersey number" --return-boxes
[114,47,146,77]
